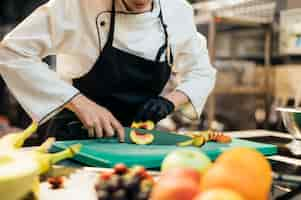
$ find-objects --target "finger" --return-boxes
[94,122,104,138]
[103,119,115,137]
[111,118,125,142]
[83,117,96,137]
[88,127,95,138]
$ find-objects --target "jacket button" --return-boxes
[100,21,106,26]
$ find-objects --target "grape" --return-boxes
[95,181,109,191]
[97,190,109,200]
[114,163,128,175]
[136,191,150,200]
[122,175,141,192]
[107,175,122,192]
[111,189,127,200]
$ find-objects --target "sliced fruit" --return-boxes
[130,130,154,145]
[192,136,206,147]
[130,121,155,145]
[177,139,194,147]
[214,135,232,143]
[177,136,206,147]
[131,121,155,130]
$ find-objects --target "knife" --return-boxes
[123,127,191,145]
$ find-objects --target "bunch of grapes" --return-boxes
[95,164,154,200]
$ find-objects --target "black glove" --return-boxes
[135,96,175,123]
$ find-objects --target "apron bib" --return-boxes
[46,0,172,140]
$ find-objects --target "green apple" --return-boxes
[161,149,212,173]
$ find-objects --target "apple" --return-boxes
[194,189,245,200]
[161,149,212,173]
[160,168,201,185]
[151,176,200,200]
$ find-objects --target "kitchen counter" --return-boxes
[24,129,301,199]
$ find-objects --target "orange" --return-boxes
[194,188,245,200]
[201,148,272,200]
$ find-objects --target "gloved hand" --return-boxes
[135,96,175,123]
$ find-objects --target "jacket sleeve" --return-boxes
[0,0,80,124]
[174,6,216,119]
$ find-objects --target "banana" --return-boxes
[0,143,81,200]
[0,122,38,151]
[35,137,56,153]
[0,152,39,200]
[30,144,82,174]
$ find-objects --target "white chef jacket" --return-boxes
[0,0,216,124]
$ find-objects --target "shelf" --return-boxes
[214,86,266,95]
[195,15,271,27]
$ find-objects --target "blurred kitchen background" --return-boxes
[0,0,301,138]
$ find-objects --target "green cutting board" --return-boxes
[51,138,277,169]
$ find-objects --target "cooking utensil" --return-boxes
[276,107,301,155]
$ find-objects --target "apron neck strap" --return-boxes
[155,0,174,66]
[107,0,116,46]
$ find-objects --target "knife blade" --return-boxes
[123,127,191,145]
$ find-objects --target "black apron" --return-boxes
[45,0,172,140]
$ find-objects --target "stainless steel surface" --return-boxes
[277,107,301,155]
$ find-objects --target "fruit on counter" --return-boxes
[30,143,82,174]
[161,149,212,173]
[47,176,65,189]
[0,153,39,200]
[151,168,200,200]
[114,163,128,175]
[151,178,200,200]
[201,147,272,200]
[35,137,56,153]
[0,143,81,200]
[160,168,201,185]
[130,121,155,145]
[193,188,245,200]
[0,122,38,151]
[95,164,154,200]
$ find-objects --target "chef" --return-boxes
[0,0,216,141]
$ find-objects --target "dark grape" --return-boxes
[95,181,109,191]
[97,190,109,200]
[122,175,141,192]
[107,175,122,192]
[135,191,150,200]
[111,189,127,200]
